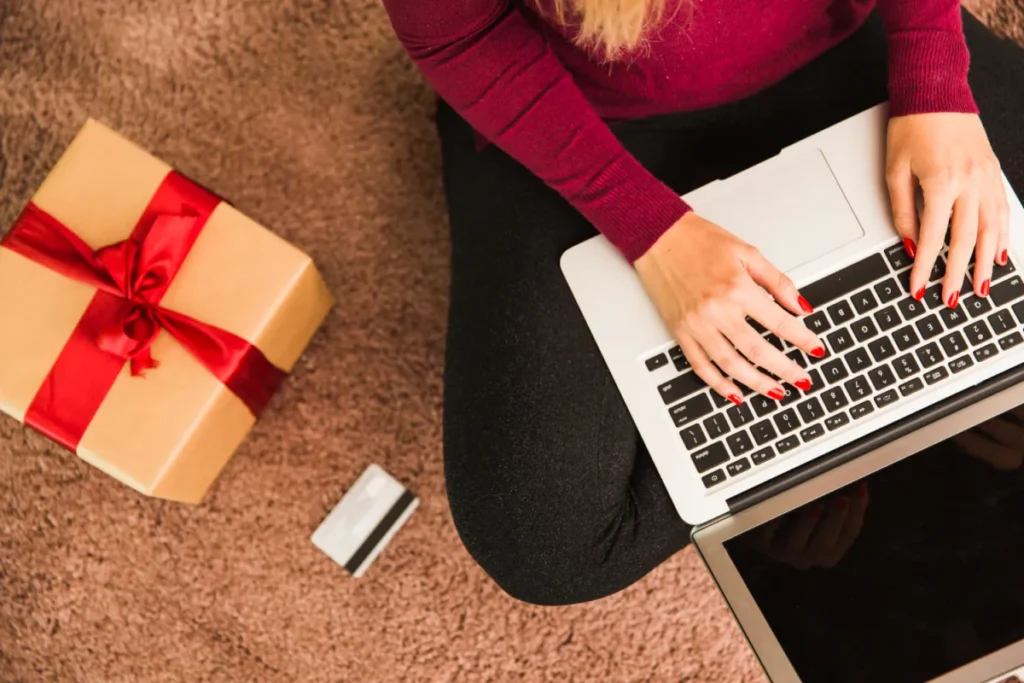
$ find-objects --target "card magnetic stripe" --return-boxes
[345,489,416,574]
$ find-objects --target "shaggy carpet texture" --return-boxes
[0,1,1021,681]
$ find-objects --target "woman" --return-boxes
[380,0,1024,605]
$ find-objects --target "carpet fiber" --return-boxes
[0,1,1021,681]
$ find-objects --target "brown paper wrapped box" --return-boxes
[0,120,333,503]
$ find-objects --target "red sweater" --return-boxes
[381,1,977,262]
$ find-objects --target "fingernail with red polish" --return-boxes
[810,346,826,359]
[798,295,814,314]
[807,503,825,519]
[915,287,925,301]
[728,394,742,406]
[1000,250,1008,266]
[768,388,785,401]
[947,291,959,309]
[835,495,850,511]
[795,379,812,392]
[981,279,991,297]
[903,238,917,260]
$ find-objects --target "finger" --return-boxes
[678,331,744,405]
[994,183,1011,269]
[783,502,823,556]
[701,328,786,399]
[827,483,870,566]
[943,193,978,307]
[976,416,1024,449]
[956,430,1023,471]
[722,313,811,387]
[806,495,850,564]
[744,248,812,316]
[975,198,999,297]
[915,183,956,301]
[887,162,920,251]
[748,292,825,366]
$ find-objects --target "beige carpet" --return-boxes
[0,1,1020,681]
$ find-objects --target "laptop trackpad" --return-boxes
[697,149,865,274]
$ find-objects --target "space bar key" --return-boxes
[799,253,890,309]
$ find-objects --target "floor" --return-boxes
[0,1,1021,681]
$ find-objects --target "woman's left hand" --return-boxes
[886,113,1009,308]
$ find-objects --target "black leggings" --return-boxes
[437,10,1024,606]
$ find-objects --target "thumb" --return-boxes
[745,248,809,315]
[886,162,920,255]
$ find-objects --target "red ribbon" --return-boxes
[1,171,286,450]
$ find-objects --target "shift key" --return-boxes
[691,442,730,474]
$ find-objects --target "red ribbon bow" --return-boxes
[1,172,285,450]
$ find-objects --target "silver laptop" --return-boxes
[562,103,1024,682]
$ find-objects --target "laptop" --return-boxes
[562,103,1024,682]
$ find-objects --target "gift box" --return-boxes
[0,120,333,503]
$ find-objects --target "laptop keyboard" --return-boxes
[644,240,1024,491]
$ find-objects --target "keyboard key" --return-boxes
[751,419,778,446]
[826,328,855,354]
[827,301,855,326]
[646,354,669,371]
[884,242,913,271]
[963,295,993,318]
[712,392,732,409]
[692,442,730,474]
[850,401,875,420]
[897,269,912,295]
[702,469,727,488]
[940,305,969,329]
[727,458,752,476]
[751,447,776,466]
[804,369,825,394]
[923,284,944,310]
[727,402,755,428]
[949,355,974,374]
[940,331,968,357]
[868,336,897,362]
[786,349,808,369]
[999,332,1023,351]
[844,375,873,400]
[669,393,714,427]
[821,387,849,412]
[779,384,802,406]
[874,278,902,304]
[915,314,943,340]
[992,257,1016,281]
[893,353,920,380]
[874,306,901,332]
[923,367,949,385]
[845,347,873,373]
[680,424,708,450]
[776,435,800,453]
[991,275,1024,306]
[821,358,849,384]
[800,424,826,442]
[704,413,731,440]
[765,333,784,351]
[893,325,920,351]
[727,431,754,456]
[974,343,999,363]
[916,342,943,368]
[797,397,825,423]
[774,409,801,435]
[750,394,779,417]
[988,309,1017,335]
[853,318,880,342]
[874,388,900,409]
[868,365,897,391]
[658,372,704,405]
[802,254,890,308]
[930,258,947,283]
[672,355,690,371]
[669,346,684,359]
[852,289,879,314]
[965,321,993,345]
[825,412,850,431]
[898,376,925,397]
[898,297,927,321]
[805,311,831,335]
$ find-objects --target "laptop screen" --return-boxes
[724,404,1024,682]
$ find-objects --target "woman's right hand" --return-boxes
[634,212,826,403]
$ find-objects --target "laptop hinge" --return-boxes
[726,363,1024,514]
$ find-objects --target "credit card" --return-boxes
[311,464,418,578]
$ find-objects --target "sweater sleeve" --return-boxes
[877,0,978,117]
[379,1,689,262]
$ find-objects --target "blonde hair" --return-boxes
[542,0,671,60]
